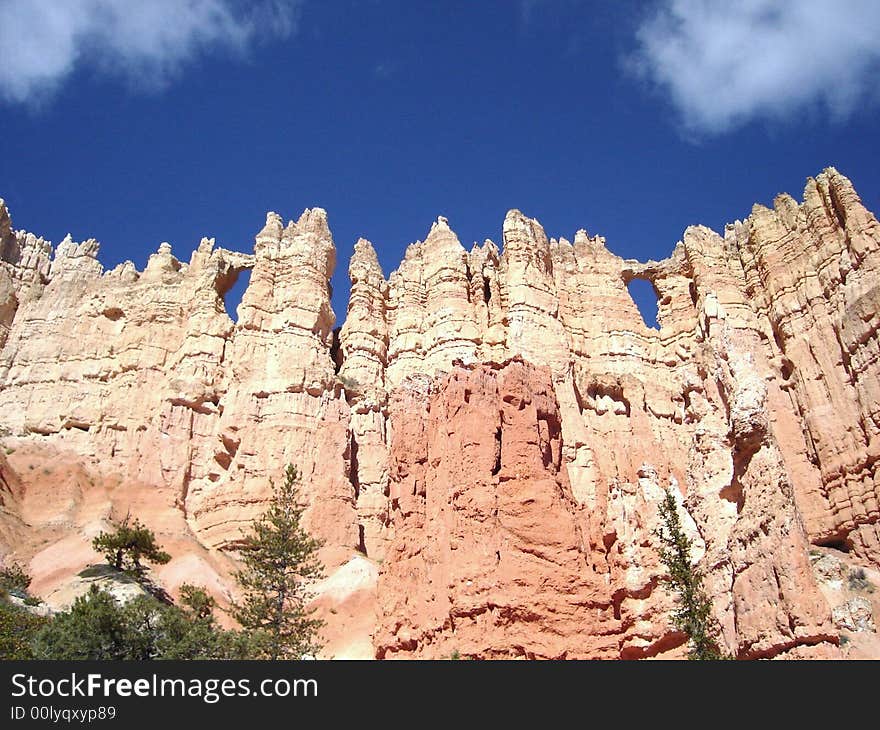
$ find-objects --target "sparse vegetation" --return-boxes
[337,374,361,393]
[848,567,875,593]
[656,487,732,660]
[1,468,326,660]
[0,562,32,597]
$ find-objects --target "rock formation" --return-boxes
[377,359,621,659]
[1,167,878,658]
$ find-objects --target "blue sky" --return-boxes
[1,1,879,326]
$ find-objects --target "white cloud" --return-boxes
[632,0,880,134]
[0,0,300,105]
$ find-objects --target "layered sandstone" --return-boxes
[0,203,358,570]
[0,452,24,554]
[376,359,615,659]
[0,167,878,658]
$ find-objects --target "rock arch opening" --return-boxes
[625,277,660,330]
[217,267,252,323]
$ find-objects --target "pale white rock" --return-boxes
[832,597,876,633]
[0,168,877,659]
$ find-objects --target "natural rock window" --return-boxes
[221,268,252,323]
[626,277,660,330]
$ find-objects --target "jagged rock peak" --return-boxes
[430,215,451,232]
[254,208,335,272]
[0,201,18,264]
[572,228,607,248]
[551,235,573,248]
[425,215,464,249]
[350,238,383,277]
[470,238,498,254]
[813,165,848,191]
[54,234,100,259]
[256,211,284,248]
[296,207,331,238]
[46,234,103,280]
[503,208,550,245]
[1,167,879,660]
[143,240,180,277]
[402,240,422,262]
[502,208,553,280]
[198,237,215,252]
[469,239,502,271]
[106,260,139,281]
[810,167,874,222]
[0,199,11,239]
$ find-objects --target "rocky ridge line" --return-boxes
[0,167,876,658]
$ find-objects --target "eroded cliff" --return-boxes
[0,166,877,658]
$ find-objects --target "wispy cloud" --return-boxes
[631,0,880,134]
[518,0,541,27]
[0,0,301,105]
[373,62,395,81]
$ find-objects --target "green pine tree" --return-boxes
[33,586,133,660]
[231,464,325,660]
[656,487,732,660]
[92,514,171,575]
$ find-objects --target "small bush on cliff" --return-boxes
[92,514,171,576]
[231,463,325,660]
[0,562,32,597]
[848,567,875,593]
[656,487,731,660]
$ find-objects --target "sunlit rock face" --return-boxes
[1,167,878,658]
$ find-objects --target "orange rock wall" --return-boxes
[0,167,877,658]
